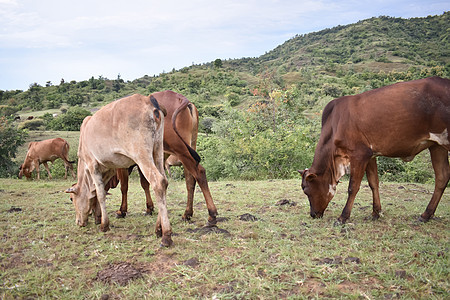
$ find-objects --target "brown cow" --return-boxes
[18,137,75,180]
[106,166,154,217]
[300,77,450,224]
[112,90,218,226]
[65,94,172,247]
[165,154,182,178]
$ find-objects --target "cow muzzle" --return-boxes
[310,210,324,219]
[76,214,88,227]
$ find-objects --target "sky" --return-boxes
[0,0,448,91]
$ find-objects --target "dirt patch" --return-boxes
[316,256,361,265]
[96,253,179,286]
[7,206,22,213]
[96,262,143,285]
[276,199,297,206]
[141,253,178,275]
[183,257,200,268]
[186,225,231,236]
[238,213,258,221]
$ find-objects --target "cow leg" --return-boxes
[62,161,69,179]
[338,155,370,224]
[63,161,74,179]
[147,170,171,246]
[92,197,102,225]
[365,157,382,220]
[116,169,129,218]
[92,172,109,232]
[420,145,450,222]
[69,163,76,179]
[182,168,196,221]
[180,157,218,225]
[138,154,171,246]
[137,167,154,215]
[42,162,52,179]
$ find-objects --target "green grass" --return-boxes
[0,177,448,299]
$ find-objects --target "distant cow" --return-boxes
[111,91,218,226]
[300,77,449,224]
[19,138,75,180]
[66,94,172,247]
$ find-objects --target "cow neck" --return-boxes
[311,141,338,186]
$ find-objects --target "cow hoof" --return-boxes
[207,217,217,226]
[160,235,173,247]
[418,215,431,223]
[116,211,126,218]
[182,214,192,222]
[145,209,153,216]
[100,224,110,232]
[334,218,346,226]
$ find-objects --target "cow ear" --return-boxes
[305,173,317,182]
[153,108,161,121]
[65,186,78,194]
[159,104,167,117]
[298,169,305,175]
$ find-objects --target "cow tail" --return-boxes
[63,142,75,164]
[172,97,201,164]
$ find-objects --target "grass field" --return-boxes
[0,177,448,299]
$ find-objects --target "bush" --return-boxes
[0,117,28,177]
[0,105,19,117]
[18,119,45,130]
[48,107,91,131]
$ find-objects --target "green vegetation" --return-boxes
[0,117,28,177]
[1,13,449,182]
[0,178,448,299]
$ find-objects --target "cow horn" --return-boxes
[65,186,77,194]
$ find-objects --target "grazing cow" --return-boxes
[300,77,450,224]
[105,166,154,217]
[18,138,75,180]
[65,94,172,247]
[112,90,218,225]
[165,154,182,178]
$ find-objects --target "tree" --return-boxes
[27,83,43,110]
[0,117,28,177]
[214,59,223,69]
[67,92,84,106]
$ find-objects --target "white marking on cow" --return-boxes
[335,161,350,181]
[429,129,449,145]
[328,184,336,197]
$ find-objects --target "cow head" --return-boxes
[18,162,33,179]
[65,181,96,227]
[299,169,336,218]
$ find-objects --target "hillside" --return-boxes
[2,13,448,181]
[230,14,449,75]
[1,13,449,113]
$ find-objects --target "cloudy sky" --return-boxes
[0,0,448,91]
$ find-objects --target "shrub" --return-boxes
[0,117,28,177]
[48,107,91,131]
[18,119,45,130]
